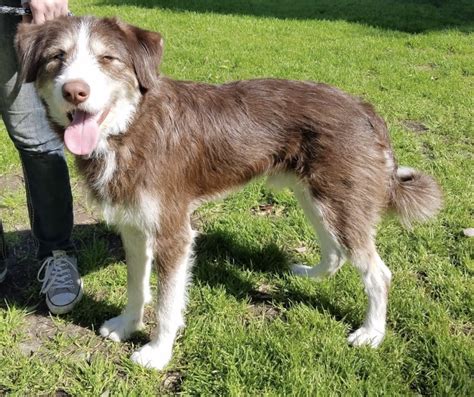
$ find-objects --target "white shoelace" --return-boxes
[37,254,75,294]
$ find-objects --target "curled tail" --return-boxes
[390,166,443,228]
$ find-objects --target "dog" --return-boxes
[15,16,442,370]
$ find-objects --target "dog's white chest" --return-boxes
[100,193,161,232]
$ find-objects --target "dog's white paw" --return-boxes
[291,263,313,277]
[99,314,143,342]
[348,327,384,348]
[130,343,172,370]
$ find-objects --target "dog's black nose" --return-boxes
[62,80,90,105]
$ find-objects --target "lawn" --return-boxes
[0,0,473,395]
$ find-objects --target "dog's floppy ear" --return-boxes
[118,21,164,93]
[14,22,47,83]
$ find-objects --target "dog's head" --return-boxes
[15,16,163,156]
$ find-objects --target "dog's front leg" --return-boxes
[131,220,194,370]
[100,225,153,341]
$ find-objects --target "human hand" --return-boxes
[22,0,69,24]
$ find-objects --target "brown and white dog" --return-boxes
[15,16,442,369]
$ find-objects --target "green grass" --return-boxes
[1,0,473,395]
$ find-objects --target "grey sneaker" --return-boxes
[37,250,83,314]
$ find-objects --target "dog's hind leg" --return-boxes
[347,242,391,347]
[291,183,391,347]
[100,225,153,342]
[131,218,194,370]
[291,186,346,279]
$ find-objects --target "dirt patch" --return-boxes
[18,313,92,358]
[402,120,429,134]
[249,283,275,303]
[246,283,283,321]
[162,370,185,393]
[74,204,100,225]
[416,270,429,283]
[0,173,24,195]
[55,390,72,397]
[421,141,436,160]
[251,203,285,217]
[248,303,281,320]
[71,180,102,225]
[450,321,472,337]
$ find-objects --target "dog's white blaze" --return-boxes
[55,22,110,114]
[48,21,140,146]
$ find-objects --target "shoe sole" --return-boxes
[46,278,84,315]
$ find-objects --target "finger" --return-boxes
[29,2,45,24]
[43,4,56,22]
[33,12,45,24]
[51,2,61,18]
[55,4,68,18]
[60,1,69,16]
[52,7,61,19]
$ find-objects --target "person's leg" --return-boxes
[0,12,82,313]
[0,220,13,283]
[0,13,74,259]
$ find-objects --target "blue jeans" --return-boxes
[0,10,74,259]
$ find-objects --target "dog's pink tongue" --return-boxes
[64,111,100,156]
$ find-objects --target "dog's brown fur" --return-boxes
[75,76,439,250]
[15,16,442,368]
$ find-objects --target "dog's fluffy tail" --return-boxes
[389,166,442,228]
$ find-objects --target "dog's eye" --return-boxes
[53,51,66,61]
[101,55,117,63]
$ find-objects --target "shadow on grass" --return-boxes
[194,229,358,325]
[0,223,358,332]
[97,0,473,33]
